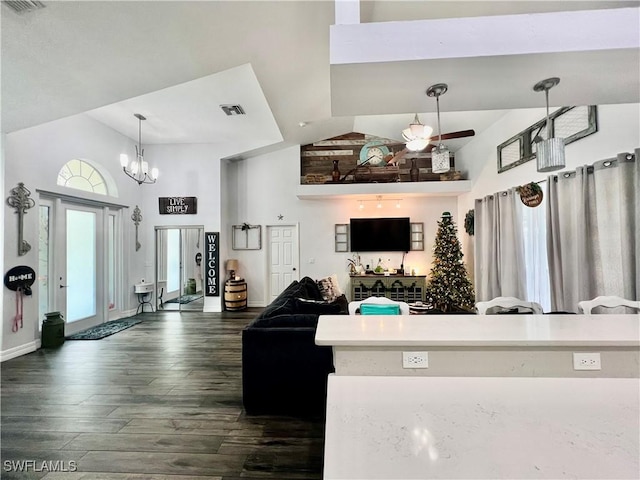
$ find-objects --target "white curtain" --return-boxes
[546,150,639,312]
[474,188,526,301]
[521,193,551,312]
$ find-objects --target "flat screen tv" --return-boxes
[350,217,410,252]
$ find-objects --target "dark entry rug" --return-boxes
[164,293,203,304]
[66,318,142,340]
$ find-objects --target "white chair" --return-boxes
[578,296,640,314]
[348,296,410,315]
[475,296,543,315]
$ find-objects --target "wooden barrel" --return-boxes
[225,280,247,311]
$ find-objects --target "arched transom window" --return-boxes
[57,159,108,195]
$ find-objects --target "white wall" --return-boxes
[140,143,224,312]
[455,103,640,279]
[227,145,460,306]
[3,117,229,358]
[3,114,145,357]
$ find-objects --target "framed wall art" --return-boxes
[232,224,261,250]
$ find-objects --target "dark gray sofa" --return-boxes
[242,276,347,417]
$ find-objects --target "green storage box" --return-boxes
[42,312,65,348]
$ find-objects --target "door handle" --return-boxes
[292,267,297,271]
[60,284,68,288]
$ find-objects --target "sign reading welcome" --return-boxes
[158,197,197,215]
[204,232,219,297]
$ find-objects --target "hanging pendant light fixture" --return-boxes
[402,113,433,152]
[533,77,565,172]
[120,113,159,185]
[426,83,451,174]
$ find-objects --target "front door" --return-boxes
[56,202,106,336]
[267,225,299,302]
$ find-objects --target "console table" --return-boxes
[349,274,426,303]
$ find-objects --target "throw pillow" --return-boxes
[316,274,343,302]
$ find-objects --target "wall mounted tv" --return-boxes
[350,217,411,252]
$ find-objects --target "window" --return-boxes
[519,195,551,312]
[57,159,108,195]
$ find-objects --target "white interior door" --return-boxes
[267,225,299,301]
[56,201,106,335]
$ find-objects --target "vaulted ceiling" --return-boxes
[2,1,639,159]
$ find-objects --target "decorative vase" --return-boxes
[332,160,340,182]
[410,158,419,182]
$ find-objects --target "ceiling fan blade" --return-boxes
[428,129,475,141]
[387,148,408,165]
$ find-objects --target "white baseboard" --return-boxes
[248,301,266,308]
[1,340,39,362]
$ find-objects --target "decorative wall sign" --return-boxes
[6,182,35,256]
[131,205,142,251]
[4,265,36,293]
[516,182,544,207]
[158,196,197,215]
[204,232,220,297]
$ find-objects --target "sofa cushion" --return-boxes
[295,295,348,315]
[299,276,324,301]
[250,313,320,329]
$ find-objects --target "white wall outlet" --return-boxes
[402,351,429,369]
[573,352,602,370]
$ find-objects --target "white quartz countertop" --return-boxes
[315,314,640,347]
[324,375,640,479]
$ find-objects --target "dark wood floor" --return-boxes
[1,309,325,479]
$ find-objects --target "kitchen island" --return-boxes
[316,314,640,479]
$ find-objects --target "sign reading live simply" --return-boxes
[204,232,219,297]
[158,197,197,215]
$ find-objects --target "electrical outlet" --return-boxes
[573,352,601,370]
[402,351,429,369]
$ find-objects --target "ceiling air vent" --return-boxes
[220,104,245,116]
[4,1,46,13]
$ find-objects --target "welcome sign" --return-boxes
[158,197,197,214]
[204,232,219,297]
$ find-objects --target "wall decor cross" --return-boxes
[131,205,142,251]
[7,182,35,256]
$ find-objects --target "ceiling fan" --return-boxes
[388,83,475,169]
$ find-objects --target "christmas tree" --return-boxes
[425,212,475,312]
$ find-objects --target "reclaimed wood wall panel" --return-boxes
[300,132,456,184]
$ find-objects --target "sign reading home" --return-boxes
[204,232,220,297]
[158,197,197,215]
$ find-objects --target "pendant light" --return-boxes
[533,77,565,172]
[120,113,159,185]
[402,113,433,152]
[426,83,450,174]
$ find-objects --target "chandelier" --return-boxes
[533,77,565,173]
[120,113,158,185]
[402,114,433,152]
